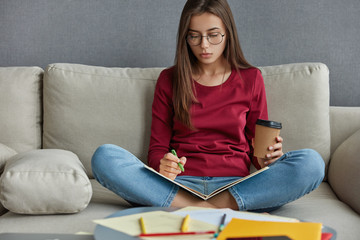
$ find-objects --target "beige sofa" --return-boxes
[0,63,359,239]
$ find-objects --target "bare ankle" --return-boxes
[207,190,239,210]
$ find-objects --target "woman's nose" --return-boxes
[200,36,209,48]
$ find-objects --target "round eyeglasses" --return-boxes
[186,32,225,46]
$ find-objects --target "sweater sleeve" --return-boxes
[245,69,268,169]
[147,68,174,171]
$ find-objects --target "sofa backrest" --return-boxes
[0,67,43,153]
[43,64,163,178]
[260,63,330,163]
[43,63,330,178]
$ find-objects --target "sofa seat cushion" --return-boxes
[272,182,360,240]
[0,149,92,214]
[0,202,123,234]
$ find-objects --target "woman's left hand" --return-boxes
[258,136,284,167]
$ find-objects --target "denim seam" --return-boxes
[278,151,291,162]
[229,187,245,210]
[204,178,208,195]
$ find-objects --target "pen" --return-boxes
[139,230,216,237]
[171,149,185,172]
[181,214,190,232]
[139,217,146,234]
[213,213,226,238]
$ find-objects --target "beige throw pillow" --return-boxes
[0,149,92,214]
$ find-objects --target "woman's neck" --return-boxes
[194,59,232,86]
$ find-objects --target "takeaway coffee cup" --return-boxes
[253,119,282,158]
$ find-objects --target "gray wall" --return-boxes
[1,0,359,106]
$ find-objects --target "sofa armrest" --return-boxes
[328,128,360,214]
[330,106,360,155]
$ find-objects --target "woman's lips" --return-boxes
[200,53,212,58]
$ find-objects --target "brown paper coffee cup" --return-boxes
[253,119,282,158]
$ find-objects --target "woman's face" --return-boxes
[187,12,227,67]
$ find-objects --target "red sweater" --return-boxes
[148,67,268,177]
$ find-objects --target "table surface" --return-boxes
[93,207,337,240]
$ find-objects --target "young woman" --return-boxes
[92,0,324,212]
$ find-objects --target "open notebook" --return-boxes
[144,165,269,200]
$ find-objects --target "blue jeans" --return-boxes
[91,144,324,211]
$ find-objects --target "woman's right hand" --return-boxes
[159,152,186,180]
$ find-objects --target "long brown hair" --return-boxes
[173,0,253,129]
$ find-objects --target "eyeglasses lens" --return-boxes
[186,33,224,46]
